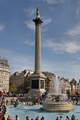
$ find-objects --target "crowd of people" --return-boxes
[25,115,77,120]
[0,96,7,120]
[55,114,77,120]
[2,114,76,120]
[0,91,78,120]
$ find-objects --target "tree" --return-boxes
[17,83,24,93]
[9,82,17,93]
[25,86,30,93]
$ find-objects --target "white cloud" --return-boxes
[24,7,35,17]
[24,40,35,46]
[67,25,80,36]
[42,18,52,26]
[42,0,71,4]
[0,24,5,31]
[65,42,80,53]
[24,21,35,30]
[42,39,80,54]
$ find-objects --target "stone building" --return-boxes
[60,78,71,94]
[0,59,10,92]
[70,78,78,95]
[78,79,80,94]
[10,70,33,89]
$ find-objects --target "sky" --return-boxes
[0,0,80,81]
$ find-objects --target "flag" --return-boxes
[0,56,1,59]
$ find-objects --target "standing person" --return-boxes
[15,115,19,120]
[26,116,30,120]
[2,114,5,120]
[6,99,8,105]
[41,117,44,120]
[0,114,3,120]
[2,105,7,114]
[7,115,13,120]
[66,116,70,120]
[71,114,76,120]
[56,117,59,120]
[60,116,63,120]
[35,116,39,120]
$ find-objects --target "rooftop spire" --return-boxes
[36,8,40,18]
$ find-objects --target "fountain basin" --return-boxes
[41,101,74,112]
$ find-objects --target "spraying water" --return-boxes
[52,76,61,94]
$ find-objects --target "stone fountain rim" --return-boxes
[43,101,72,104]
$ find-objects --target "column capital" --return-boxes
[33,8,43,25]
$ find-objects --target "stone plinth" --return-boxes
[28,73,46,95]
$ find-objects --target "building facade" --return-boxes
[10,70,33,88]
[78,79,80,94]
[0,59,10,92]
[70,78,78,95]
[60,78,71,94]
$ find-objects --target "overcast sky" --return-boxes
[0,0,80,80]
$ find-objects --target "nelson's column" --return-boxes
[28,8,46,95]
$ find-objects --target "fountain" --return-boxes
[41,76,74,112]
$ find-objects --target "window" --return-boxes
[31,80,39,89]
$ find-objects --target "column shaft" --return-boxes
[35,24,41,73]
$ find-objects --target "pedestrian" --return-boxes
[60,116,63,120]
[2,114,5,120]
[35,116,39,120]
[26,116,30,120]
[7,115,13,120]
[15,115,19,120]
[2,105,7,114]
[6,99,8,105]
[56,117,59,120]
[66,116,70,120]
[71,114,76,120]
[41,117,44,120]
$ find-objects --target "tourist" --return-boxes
[15,115,19,120]
[2,105,7,114]
[35,116,39,120]
[60,116,63,120]
[26,116,30,120]
[0,113,3,120]
[56,117,59,120]
[1,114,5,120]
[7,115,13,120]
[66,116,70,120]
[6,99,8,105]
[41,116,44,120]
[71,114,76,120]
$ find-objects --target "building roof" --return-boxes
[0,59,9,67]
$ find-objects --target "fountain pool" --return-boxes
[5,105,80,120]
